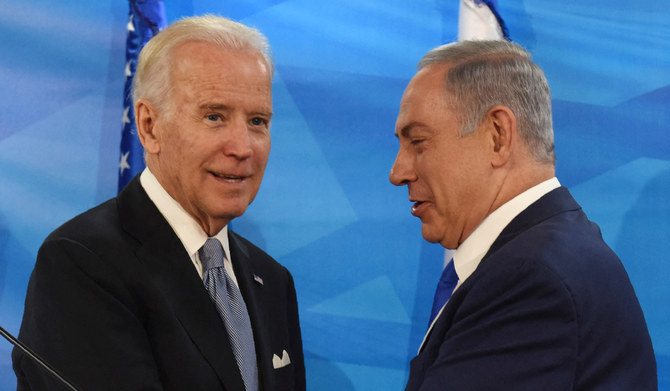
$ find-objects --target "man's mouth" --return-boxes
[411,201,427,216]
[211,172,247,183]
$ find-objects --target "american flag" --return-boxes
[253,274,264,285]
[118,0,167,193]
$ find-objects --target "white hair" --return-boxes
[132,14,273,112]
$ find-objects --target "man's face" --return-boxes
[145,41,272,235]
[390,64,495,249]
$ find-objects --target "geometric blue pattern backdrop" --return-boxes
[0,1,668,390]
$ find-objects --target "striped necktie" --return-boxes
[200,238,259,391]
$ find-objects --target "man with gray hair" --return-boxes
[390,40,656,390]
[13,15,305,391]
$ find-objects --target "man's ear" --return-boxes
[135,99,161,154]
[486,105,517,168]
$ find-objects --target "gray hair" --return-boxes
[419,40,555,165]
[132,14,273,112]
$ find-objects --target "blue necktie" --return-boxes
[429,259,459,325]
[200,238,259,391]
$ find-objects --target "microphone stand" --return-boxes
[0,325,81,391]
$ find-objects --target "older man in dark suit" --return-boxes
[13,15,305,391]
[390,40,656,390]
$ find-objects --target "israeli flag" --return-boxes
[458,0,510,41]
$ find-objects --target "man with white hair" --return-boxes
[14,15,305,391]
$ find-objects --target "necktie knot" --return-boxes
[199,238,225,271]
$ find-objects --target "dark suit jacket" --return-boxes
[406,187,656,391]
[13,177,305,391]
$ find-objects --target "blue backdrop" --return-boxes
[0,1,668,389]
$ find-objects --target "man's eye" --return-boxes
[410,139,424,146]
[206,114,221,121]
[250,117,268,126]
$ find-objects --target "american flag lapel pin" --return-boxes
[253,274,264,285]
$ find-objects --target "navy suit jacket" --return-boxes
[406,187,656,391]
[13,177,305,391]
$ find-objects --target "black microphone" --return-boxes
[0,325,81,391]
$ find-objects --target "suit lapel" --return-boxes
[228,231,274,391]
[117,177,246,391]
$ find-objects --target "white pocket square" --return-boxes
[272,350,291,369]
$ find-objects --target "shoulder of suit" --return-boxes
[46,197,119,240]
[475,212,621,298]
[40,196,132,260]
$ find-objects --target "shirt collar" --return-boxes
[452,177,561,288]
[139,168,231,260]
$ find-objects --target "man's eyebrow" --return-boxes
[250,109,274,118]
[199,103,231,111]
[199,104,273,118]
[396,122,421,138]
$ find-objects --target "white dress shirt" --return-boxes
[140,168,239,286]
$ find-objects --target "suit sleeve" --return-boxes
[13,237,164,391]
[417,258,578,391]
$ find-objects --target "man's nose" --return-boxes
[223,118,254,160]
[389,150,415,186]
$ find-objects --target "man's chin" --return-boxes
[198,203,251,234]
[210,198,253,218]
[420,225,442,244]
[421,225,457,249]
[214,209,246,223]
